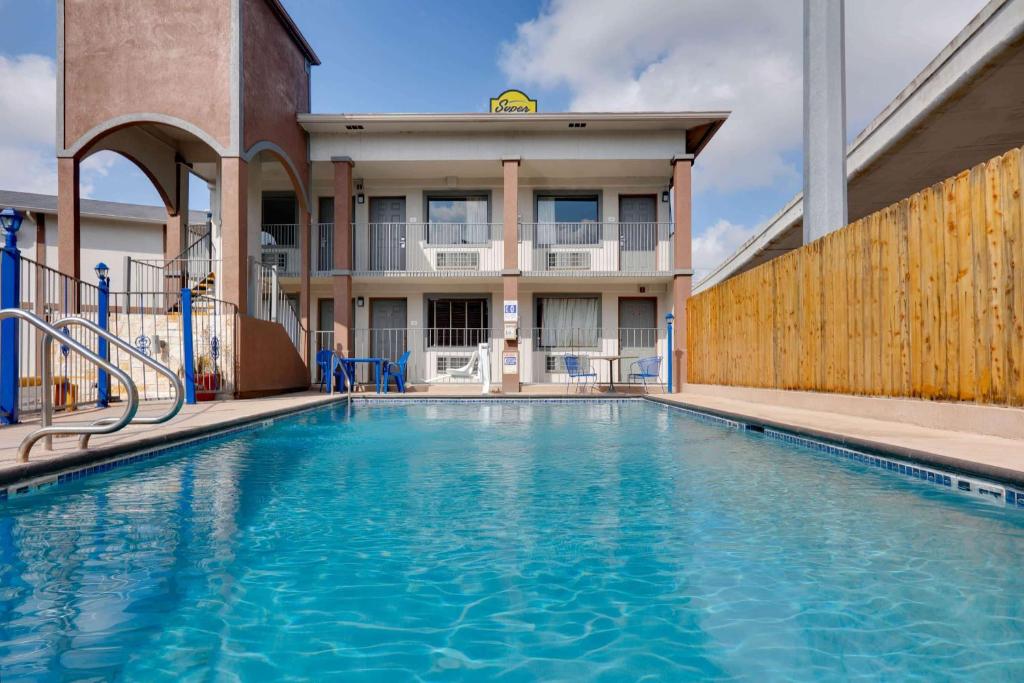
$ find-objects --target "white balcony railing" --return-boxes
[518,222,671,275]
[260,223,300,276]
[308,326,666,388]
[262,221,672,277]
[353,223,504,275]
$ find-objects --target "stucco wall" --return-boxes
[62,0,233,152]
[235,315,310,397]
[242,0,310,202]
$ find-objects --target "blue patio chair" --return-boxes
[315,349,334,392]
[628,356,662,393]
[383,350,411,394]
[563,354,597,394]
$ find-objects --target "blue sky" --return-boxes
[0,0,986,276]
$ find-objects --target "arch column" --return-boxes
[502,157,521,393]
[221,157,248,315]
[57,157,81,279]
[299,208,311,364]
[671,154,694,390]
[332,157,354,357]
[165,163,191,260]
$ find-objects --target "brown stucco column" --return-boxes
[501,157,521,393]
[671,154,694,391]
[332,157,354,356]
[299,208,312,364]
[165,163,190,260]
[221,157,248,315]
[57,157,81,279]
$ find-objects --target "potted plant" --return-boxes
[194,354,221,401]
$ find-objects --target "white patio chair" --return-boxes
[425,350,480,383]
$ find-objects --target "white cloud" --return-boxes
[0,54,121,199]
[500,0,990,273]
[692,219,759,279]
[0,54,58,194]
[0,54,56,146]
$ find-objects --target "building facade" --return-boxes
[52,0,726,393]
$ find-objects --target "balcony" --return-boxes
[261,221,673,278]
[518,222,672,276]
[352,222,504,276]
[259,223,335,277]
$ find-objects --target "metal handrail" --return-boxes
[0,309,139,462]
[331,352,353,406]
[49,316,184,448]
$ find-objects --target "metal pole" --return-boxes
[0,217,21,424]
[665,312,674,394]
[181,287,197,405]
[97,272,110,407]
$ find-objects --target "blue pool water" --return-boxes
[2,401,1024,681]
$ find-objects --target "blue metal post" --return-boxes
[665,312,674,394]
[96,267,110,407]
[0,211,22,424]
[181,287,197,405]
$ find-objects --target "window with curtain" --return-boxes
[427,196,489,244]
[427,297,489,347]
[536,195,600,246]
[537,296,600,348]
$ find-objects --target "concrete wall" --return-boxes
[18,213,165,292]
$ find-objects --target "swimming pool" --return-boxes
[2,400,1024,680]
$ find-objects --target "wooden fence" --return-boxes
[687,145,1024,406]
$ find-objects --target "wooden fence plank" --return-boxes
[986,156,1009,402]
[972,163,993,402]
[1002,149,1024,405]
[941,178,960,399]
[955,170,977,401]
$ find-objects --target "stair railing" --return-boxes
[48,316,184,449]
[0,309,139,462]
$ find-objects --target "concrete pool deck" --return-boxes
[652,386,1024,486]
[1,384,1022,490]
[0,391,346,487]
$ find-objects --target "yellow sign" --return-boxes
[489,89,537,113]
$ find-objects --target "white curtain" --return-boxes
[540,297,599,347]
[466,198,488,243]
[537,197,557,245]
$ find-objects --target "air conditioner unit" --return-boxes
[546,251,590,270]
[261,251,288,270]
[436,251,480,270]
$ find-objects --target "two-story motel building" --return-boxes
[53,0,726,395]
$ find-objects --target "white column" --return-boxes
[803,0,848,244]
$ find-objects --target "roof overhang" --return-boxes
[298,111,729,157]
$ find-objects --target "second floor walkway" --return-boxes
[261,220,675,279]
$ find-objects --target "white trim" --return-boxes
[243,140,310,209]
[60,113,228,158]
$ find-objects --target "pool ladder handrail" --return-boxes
[331,352,353,405]
[48,315,185,450]
[0,308,138,462]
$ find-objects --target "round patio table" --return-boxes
[589,355,636,392]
